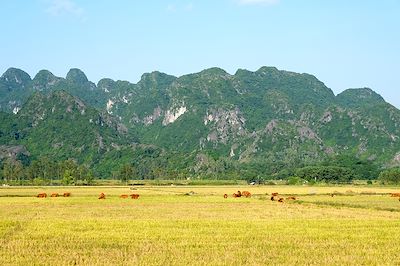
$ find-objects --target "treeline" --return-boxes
[111,153,400,185]
[1,153,400,185]
[290,166,400,185]
[0,157,94,185]
[189,154,400,185]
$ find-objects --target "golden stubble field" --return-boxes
[1,185,400,265]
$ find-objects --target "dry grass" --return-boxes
[1,185,400,265]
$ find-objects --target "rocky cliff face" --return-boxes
[102,66,399,167]
[0,68,34,113]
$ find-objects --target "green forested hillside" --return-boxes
[0,66,399,182]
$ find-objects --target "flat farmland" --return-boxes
[1,185,400,265]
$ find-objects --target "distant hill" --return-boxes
[0,66,399,179]
[0,90,138,176]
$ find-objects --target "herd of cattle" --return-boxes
[223,190,400,202]
[224,190,252,198]
[37,192,71,198]
[223,191,297,202]
[35,191,400,201]
[36,192,140,199]
[98,193,140,199]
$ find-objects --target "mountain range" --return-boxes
[1,66,399,179]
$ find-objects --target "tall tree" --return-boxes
[119,164,134,185]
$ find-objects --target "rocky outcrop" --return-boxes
[0,145,30,161]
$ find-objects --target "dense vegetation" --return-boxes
[0,66,399,183]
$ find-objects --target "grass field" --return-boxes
[1,185,400,265]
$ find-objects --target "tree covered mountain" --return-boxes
[1,66,399,180]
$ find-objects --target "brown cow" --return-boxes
[233,191,241,198]
[242,191,251,198]
[63,192,71,197]
[223,194,228,198]
[272,192,279,197]
[130,194,140,199]
[390,193,400,197]
[278,198,284,203]
[37,193,47,198]
[120,194,129,199]
[286,196,296,200]
[51,193,59,197]
[98,193,106,199]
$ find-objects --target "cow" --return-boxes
[390,193,400,197]
[270,196,275,201]
[130,194,140,199]
[120,194,129,199]
[51,193,59,197]
[37,193,47,198]
[98,193,106,199]
[278,198,284,203]
[223,194,228,198]
[331,193,335,197]
[286,196,296,200]
[233,191,242,198]
[272,192,279,197]
[242,191,251,198]
[63,192,71,197]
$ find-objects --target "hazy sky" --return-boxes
[1,0,399,107]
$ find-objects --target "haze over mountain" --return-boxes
[1,66,399,179]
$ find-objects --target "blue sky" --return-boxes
[1,0,399,107]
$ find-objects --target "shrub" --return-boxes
[33,178,46,186]
[287,176,302,185]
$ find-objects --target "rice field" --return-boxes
[1,185,400,265]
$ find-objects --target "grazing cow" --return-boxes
[233,191,242,198]
[242,191,251,198]
[37,193,47,198]
[130,194,139,199]
[120,194,129,199]
[286,196,296,200]
[223,194,228,198]
[51,193,59,197]
[278,198,284,203]
[272,192,279,197]
[63,192,71,197]
[98,193,106,199]
[390,193,400,197]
